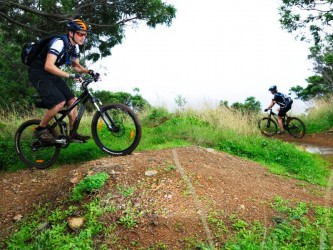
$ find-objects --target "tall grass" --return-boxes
[301,97,333,133]
[139,105,329,185]
[190,104,260,135]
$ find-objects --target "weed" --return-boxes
[116,184,136,197]
[71,172,109,201]
[118,213,137,229]
[165,164,177,172]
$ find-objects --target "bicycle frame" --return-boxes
[266,109,288,128]
[47,75,117,145]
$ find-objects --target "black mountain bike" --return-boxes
[258,109,306,138]
[14,73,142,169]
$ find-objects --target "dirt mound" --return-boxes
[1,146,332,247]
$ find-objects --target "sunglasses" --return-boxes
[76,32,87,37]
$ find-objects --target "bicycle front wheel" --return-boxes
[14,119,61,169]
[91,104,142,156]
[287,117,306,138]
[258,117,277,136]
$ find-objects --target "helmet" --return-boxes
[66,19,88,32]
[268,85,277,92]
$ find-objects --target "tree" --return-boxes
[0,0,176,61]
[278,0,333,46]
[290,75,333,101]
[174,95,187,110]
[0,0,176,110]
[278,0,333,100]
[93,89,150,112]
[229,96,261,114]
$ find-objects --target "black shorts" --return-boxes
[278,102,292,117]
[28,68,75,109]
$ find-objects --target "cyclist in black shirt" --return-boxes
[28,19,93,143]
[265,85,293,134]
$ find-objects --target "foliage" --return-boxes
[301,96,333,133]
[223,197,333,249]
[0,0,175,110]
[140,106,171,127]
[0,26,36,112]
[93,89,150,112]
[5,198,109,249]
[1,0,176,61]
[290,45,333,100]
[71,172,109,201]
[175,95,187,110]
[279,0,333,46]
[278,1,333,100]
[229,96,261,114]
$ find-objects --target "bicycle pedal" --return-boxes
[70,139,87,143]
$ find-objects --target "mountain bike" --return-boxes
[258,109,306,138]
[14,73,142,169]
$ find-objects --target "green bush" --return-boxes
[71,172,109,201]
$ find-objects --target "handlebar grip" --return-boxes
[93,73,100,82]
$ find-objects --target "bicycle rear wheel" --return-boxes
[91,104,142,156]
[14,119,61,169]
[258,117,278,136]
[287,117,306,138]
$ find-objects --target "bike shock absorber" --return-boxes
[59,121,68,136]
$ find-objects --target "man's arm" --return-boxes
[44,53,72,78]
[266,100,275,110]
[71,59,90,74]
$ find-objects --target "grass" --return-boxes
[140,107,330,186]
[1,104,331,185]
[301,97,333,133]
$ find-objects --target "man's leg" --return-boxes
[39,101,66,127]
[67,97,78,130]
[277,116,284,132]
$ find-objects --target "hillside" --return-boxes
[1,135,332,248]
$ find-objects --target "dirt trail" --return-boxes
[0,133,332,247]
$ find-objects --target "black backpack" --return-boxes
[21,35,68,66]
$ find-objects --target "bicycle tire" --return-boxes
[258,117,278,136]
[14,119,61,169]
[286,117,306,138]
[91,104,142,156]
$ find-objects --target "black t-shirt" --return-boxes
[273,92,292,108]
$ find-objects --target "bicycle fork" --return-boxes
[93,100,119,132]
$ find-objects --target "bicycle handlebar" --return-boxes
[264,108,277,116]
[81,72,100,88]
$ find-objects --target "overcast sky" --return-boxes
[92,0,313,114]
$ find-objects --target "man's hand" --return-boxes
[69,73,82,81]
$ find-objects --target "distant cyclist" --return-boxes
[264,85,293,134]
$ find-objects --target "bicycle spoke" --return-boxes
[15,120,60,169]
[258,118,277,136]
[92,104,141,155]
[287,118,306,138]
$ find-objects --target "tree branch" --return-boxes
[3,1,71,20]
[88,16,138,28]
[0,11,49,34]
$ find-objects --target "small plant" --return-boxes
[71,172,109,201]
[118,213,137,229]
[116,184,135,197]
[165,164,176,172]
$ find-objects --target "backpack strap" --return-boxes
[59,34,71,66]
